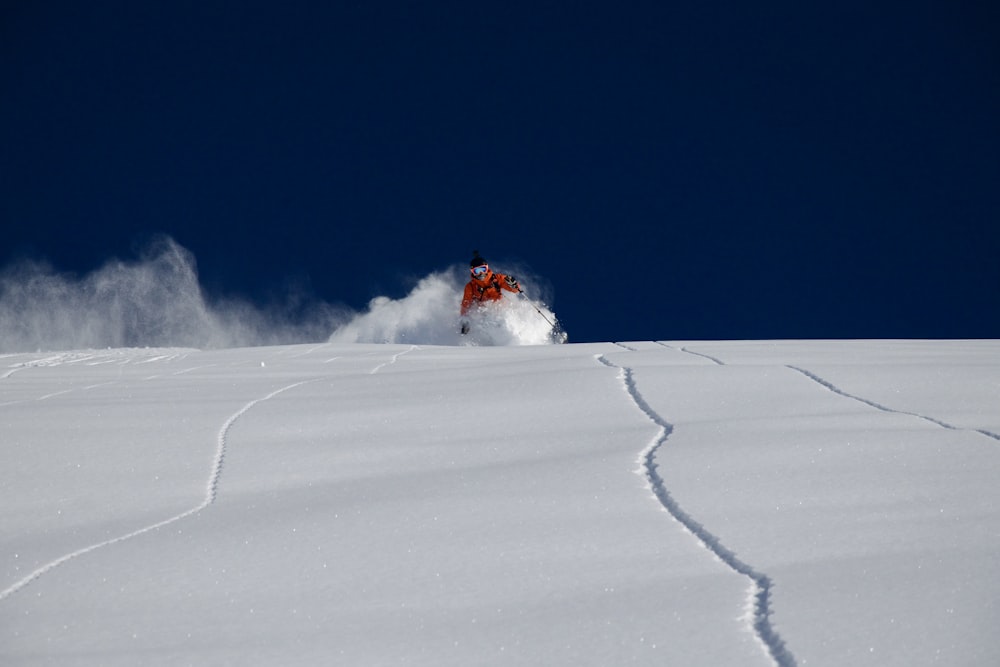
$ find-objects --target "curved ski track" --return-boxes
[787,365,1000,443]
[0,346,420,602]
[679,346,726,366]
[369,345,418,374]
[0,378,315,602]
[0,347,418,602]
[598,352,796,667]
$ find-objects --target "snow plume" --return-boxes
[329,266,565,346]
[0,237,347,353]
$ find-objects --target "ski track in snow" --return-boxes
[202,380,317,507]
[674,344,726,366]
[787,365,1000,443]
[0,374,311,602]
[287,343,331,358]
[0,347,416,602]
[1,356,120,405]
[597,353,796,667]
[369,345,418,374]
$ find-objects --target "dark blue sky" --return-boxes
[2,1,998,343]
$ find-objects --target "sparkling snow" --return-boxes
[2,340,999,665]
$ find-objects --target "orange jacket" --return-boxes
[461,270,519,315]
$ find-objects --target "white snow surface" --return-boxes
[2,340,998,666]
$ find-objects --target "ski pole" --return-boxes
[518,289,557,328]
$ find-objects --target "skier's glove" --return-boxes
[460,320,470,335]
[505,275,520,290]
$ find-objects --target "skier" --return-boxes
[460,251,520,335]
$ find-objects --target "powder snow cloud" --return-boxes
[0,237,347,352]
[0,237,563,352]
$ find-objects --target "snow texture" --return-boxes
[2,340,999,666]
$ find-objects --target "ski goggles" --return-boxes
[471,265,489,277]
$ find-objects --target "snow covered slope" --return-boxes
[2,340,998,666]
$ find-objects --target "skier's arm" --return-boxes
[499,273,520,293]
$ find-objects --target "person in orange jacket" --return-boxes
[460,251,520,334]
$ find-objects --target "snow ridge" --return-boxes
[597,354,796,667]
[0,378,315,602]
[787,365,1000,442]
